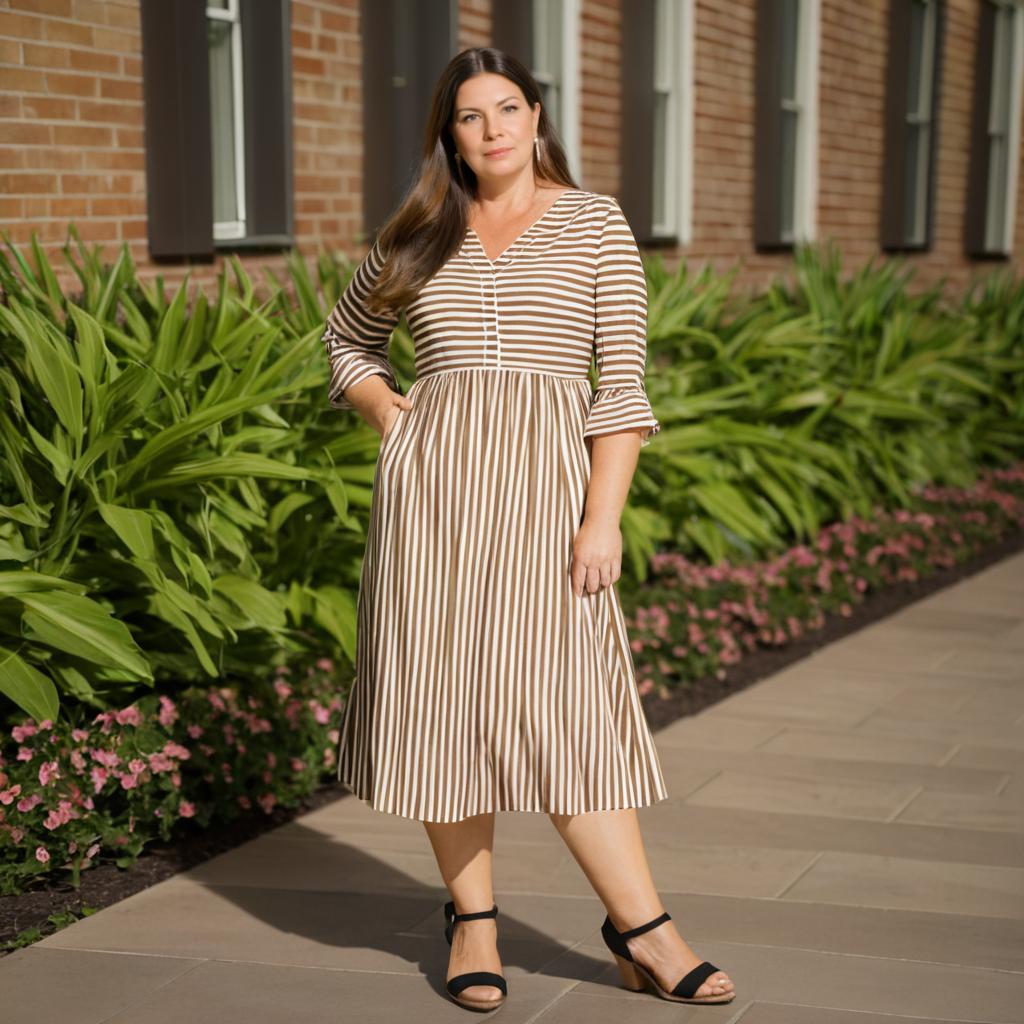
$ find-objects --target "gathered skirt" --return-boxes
[336,366,668,822]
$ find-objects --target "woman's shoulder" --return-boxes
[565,189,625,219]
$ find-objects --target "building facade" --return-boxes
[1,0,1022,300]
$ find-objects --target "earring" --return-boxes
[534,136,540,159]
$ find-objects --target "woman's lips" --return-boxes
[485,148,511,157]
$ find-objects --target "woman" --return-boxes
[321,47,736,1013]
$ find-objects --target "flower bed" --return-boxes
[626,463,1024,697]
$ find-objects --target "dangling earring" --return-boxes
[533,136,540,160]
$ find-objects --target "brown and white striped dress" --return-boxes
[321,188,668,822]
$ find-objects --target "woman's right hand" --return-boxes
[378,394,414,440]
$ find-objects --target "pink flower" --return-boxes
[158,695,179,728]
[258,793,277,814]
[148,752,175,773]
[0,784,22,805]
[115,705,142,727]
[11,723,37,742]
[273,679,292,699]
[17,793,42,812]
[316,657,335,672]
[35,846,50,863]
[178,801,195,818]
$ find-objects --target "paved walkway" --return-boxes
[5,552,1024,1023]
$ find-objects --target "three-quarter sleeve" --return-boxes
[321,237,403,410]
[583,197,661,447]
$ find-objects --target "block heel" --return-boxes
[611,951,647,991]
[600,909,735,1005]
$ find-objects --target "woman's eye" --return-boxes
[462,105,518,122]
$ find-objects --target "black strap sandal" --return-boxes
[443,900,508,1012]
[600,909,735,1004]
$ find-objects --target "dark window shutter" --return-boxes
[965,0,997,258]
[753,0,785,249]
[491,0,535,68]
[361,0,457,239]
[238,0,294,246]
[880,1,912,250]
[619,0,657,244]
[140,0,213,259]
[881,1,946,252]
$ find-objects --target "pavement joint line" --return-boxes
[885,783,927,822]
[92,957,209,1024]
[675,767,726,802]
[641,936,1024,976]
[771,848,827,899]
[518,978,586,1024]
[937,742,966,767]
[993,774,1014,796]
[726,999,999,1022]
[749,724,791,750]
[723,998,757,1023]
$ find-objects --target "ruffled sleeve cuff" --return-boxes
[582,386,661,447]
[321,323,401,411]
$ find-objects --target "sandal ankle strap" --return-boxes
[617,909,671,940]
[445,899,499,923]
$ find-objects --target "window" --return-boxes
[651,0,695,243]
[139,0,293,260]
[532,0,581,180]
[207,1,247,241]
[882,0,945,251]
[754,0,821,249]
[967,0,1024,257]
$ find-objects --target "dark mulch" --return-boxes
[2,527,1022,954]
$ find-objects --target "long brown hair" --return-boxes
[365,47,578,315]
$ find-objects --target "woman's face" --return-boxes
[450,73,540,184]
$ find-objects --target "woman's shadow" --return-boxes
[180,795,620,1008]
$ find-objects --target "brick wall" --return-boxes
[0,0,1020,303]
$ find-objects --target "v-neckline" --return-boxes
[466,188,578,265]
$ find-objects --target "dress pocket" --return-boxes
[379,407,406,453]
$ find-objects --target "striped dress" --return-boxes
[321,188,668,822]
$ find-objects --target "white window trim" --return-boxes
[207,0,247,241]
[652,0,695,245]
[561,0,581,182]
[794,0,820,243]
[987,0,1024,254]
[906,0,939,246]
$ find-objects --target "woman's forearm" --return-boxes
[582,430,644,526]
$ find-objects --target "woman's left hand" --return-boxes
[569,520,622,597]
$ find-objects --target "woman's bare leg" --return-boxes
[548,808,735,999]
[422,811,504,1004]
